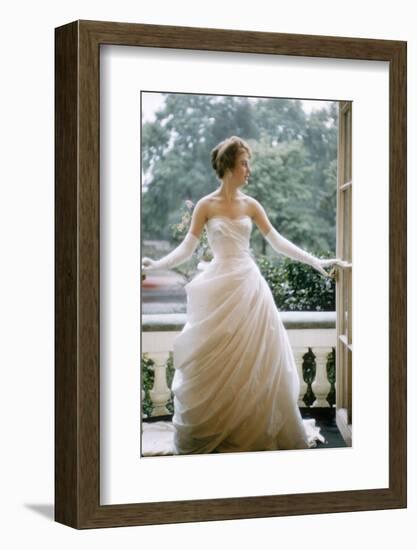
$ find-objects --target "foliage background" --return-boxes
[142,93,338,255]
[142,95,338,416]
[142,93,338,311]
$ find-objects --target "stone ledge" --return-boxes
[142,311,336,332]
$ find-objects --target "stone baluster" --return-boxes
[293,347,308,407]
[148,352,171,416]
[312,347,332,407]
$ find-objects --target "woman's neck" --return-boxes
[217,181,242,203]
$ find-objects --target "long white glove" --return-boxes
[265,227,336,277]
[142,232,199,271]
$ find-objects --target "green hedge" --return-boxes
[256,254,335,311]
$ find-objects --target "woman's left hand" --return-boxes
[319,258,351,268]
[313,261,331,277]
[314,258,350,277]
[318,258,337,268]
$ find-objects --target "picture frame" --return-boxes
[55,20,406,528]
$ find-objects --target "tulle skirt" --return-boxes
[170,255,324,454]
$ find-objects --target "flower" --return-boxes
[185,200,194,210]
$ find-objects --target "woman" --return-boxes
[142,136,339,454]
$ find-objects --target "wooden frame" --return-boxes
[55,20,407,528]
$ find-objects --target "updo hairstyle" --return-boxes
[211,136,251,179]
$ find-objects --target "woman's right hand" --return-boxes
[142,257,156,271]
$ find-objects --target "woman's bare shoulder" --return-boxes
[244,195,264,215]
[196,192,216,203]
[197,193,221,209]
[191,195,216,220]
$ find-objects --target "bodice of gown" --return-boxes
[206,216,253,260]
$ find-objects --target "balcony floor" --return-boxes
[300,408,347,448]
[142,408,347,456]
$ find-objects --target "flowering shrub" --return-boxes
[141,353,155,418]
[170,200,212,279]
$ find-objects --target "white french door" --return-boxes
[335,101,352,445]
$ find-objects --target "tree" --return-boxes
[142,93,337,253]
[246,137,320,254]
[142,94,258,239]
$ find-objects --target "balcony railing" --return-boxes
[142,312,336,418]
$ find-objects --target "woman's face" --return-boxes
[229,150,251,186]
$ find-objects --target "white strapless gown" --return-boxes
[143,216,324,455]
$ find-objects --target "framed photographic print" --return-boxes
[55,20,406,528]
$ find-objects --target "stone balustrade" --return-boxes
[142,312,336,417]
